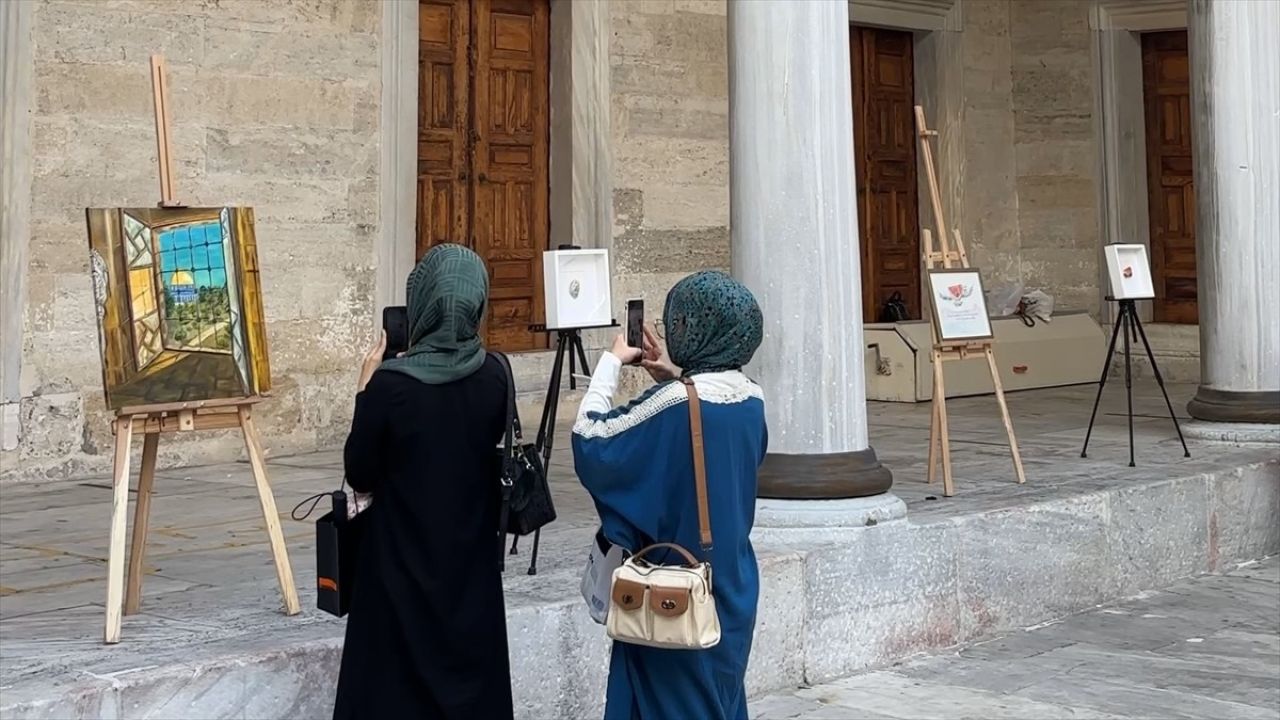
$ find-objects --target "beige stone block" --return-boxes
[34,3,205,66]
[256,223,375,271]
[1018,207,1099,251]
[613,226,728,275]
[1017,176,1096,210]
[1013,110,1094,143]
[617,94,728,141]
[35,117,207,181]
[334,0,381,34]
[30,174,156,225]
[611,9,726,63]
[35,62,153,120]
[206,127,377,178]
[186,174,352,224]
[17,392,84,463]
[612,0,676,18]
[1014,140,1096,179]
[1011,65,1093,114]
[202,22,378,77]
[613,137,728,188]
[673,0,724,15]
[264,264,374,323]
[611,56,727,98]
[637,183,728,229]
[1020,247,1097,288]
[28,222,90,275]
[268,315,375,376]
[190,74,357,130]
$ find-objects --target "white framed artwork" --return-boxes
[1103,243,1155,300]
[543,249,613,329]
[927,268,993,342]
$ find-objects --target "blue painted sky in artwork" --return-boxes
[158,221,227,288]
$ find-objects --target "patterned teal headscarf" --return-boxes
[663,271,763,375]
[381,244,489,384]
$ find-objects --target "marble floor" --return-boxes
[749,556,1280,720]
[0,380,1275,714]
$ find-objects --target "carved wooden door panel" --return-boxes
[1142,30,1197,324]
[471,0,549,351]
[416,0,471,260]
[852,26,921,323]
[415,0,549,351]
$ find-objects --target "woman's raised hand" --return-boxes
[357,331,387,392]
[609,333,643,366]
[640,323,679,383]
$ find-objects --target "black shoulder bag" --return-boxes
[489,351,555,574]
[878,291,911,323]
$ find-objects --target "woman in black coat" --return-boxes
[333,244,513,720]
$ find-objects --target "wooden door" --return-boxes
[415,0,549,351]
[472,0,549,351]
[852,26,921,323]
[1142,30,1197,323]
[416,0,471,260]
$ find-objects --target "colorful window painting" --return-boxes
[85,207,271,409]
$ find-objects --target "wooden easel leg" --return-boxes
[927,377,940,485]
[105,415,135,644]
[986,347,1026,484]
[931,351,955,497]
[237,406,301,616]
[124,430,159,615]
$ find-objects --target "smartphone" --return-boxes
[626,299,644,362]
[382,306,408,361]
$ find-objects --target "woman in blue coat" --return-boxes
[572,271,767,720]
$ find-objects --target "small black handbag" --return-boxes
[489,351,555,574]
[878,291,911,323]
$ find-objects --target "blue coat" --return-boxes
[573,369,767,720]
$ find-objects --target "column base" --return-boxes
[752,494,906,545]
[757,447,892,499]
[1183,420,1280,445]
[1187,387,1280,424]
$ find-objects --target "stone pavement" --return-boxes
[0,381,1277,718]
[750,556,1280,720]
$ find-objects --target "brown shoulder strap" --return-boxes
[680,377,712,551]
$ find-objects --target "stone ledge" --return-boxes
[3,458,1274,720]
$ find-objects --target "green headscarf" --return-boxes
[380,244,489,384]
[663,270,763,375]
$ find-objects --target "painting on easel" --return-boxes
[86,206,270,409]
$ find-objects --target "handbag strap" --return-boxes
[488,351,522,467]
[679,377,712,552]
[632,542,701,568]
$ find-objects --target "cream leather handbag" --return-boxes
[605,378,721,650]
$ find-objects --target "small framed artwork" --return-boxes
[1103,243,1155,300]
[927,268,993,342]
[542,248,613,330]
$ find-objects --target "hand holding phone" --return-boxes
[625,299,644,364]
[382,306,408,361]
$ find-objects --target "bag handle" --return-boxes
[679,377,712,552]
[631,542,701,568]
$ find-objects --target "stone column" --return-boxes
[728,0,893,499]
[1186,0,1280,425]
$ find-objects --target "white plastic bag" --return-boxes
[986,281,1024,317]
[581,528,627,624]
[1021,290,1055,323]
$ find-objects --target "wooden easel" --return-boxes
[103,56,300,644]
[914,105,1026,497]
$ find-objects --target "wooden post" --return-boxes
[124,431,159,615]
[239,405,302,616]
[105,415,135,644]
[150,55,176,206]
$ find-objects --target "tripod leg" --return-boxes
[1133,314,1190,457]
[539,334,568,470]
[1082,309,1124,457]
[574,333,591,379]
[537,334,567,453]
[568,334,577,390]
[1122,307,1135,467]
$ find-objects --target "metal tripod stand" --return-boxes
[1081,297,1190,466]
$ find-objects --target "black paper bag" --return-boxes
[316,490,368,617]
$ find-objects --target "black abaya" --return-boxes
[333,357,512,720]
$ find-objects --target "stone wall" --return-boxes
[2,0,381,482]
